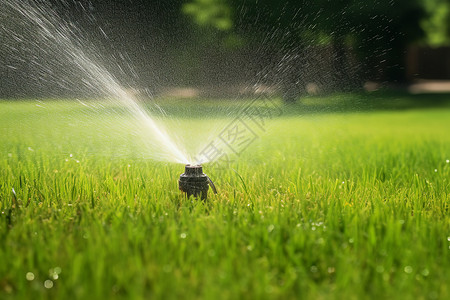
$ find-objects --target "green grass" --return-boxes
[0,95,449,299]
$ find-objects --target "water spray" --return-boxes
[179,165,217,200]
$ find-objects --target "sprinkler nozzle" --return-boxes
[179,164,217,200]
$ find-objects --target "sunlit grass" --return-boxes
[0,97,449,299]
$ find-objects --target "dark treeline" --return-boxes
[0,0,448,99]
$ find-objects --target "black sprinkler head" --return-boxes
[179,164,217,200]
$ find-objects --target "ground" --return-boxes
[0,92,449,299]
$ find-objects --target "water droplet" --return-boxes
[44,280,53,289]
[421,269,429,276]
[447,237,450,242]
[52,274,59,280]
[349,238,354,244]
[404,266,413,274]
[69,154,73,157]
[246,245,253,251]
[434,169,438,172]
[26,272,35,281]
[180,233,187,239]
[267,224,275,232]
[54,267,62,274]
[446,159,449,163]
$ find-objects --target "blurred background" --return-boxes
[1,0,450,101]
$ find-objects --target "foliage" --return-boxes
[182,0,233,31]
[181,0,429,82]
[420,0,450,46]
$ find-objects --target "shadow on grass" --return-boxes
[152,90,450,118]
[284,90,450,116]
[2,90,450,119]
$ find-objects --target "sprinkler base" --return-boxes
[179,164,215,200]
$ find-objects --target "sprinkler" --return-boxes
[179,164,217,200]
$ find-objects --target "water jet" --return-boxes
[179,164,217,200]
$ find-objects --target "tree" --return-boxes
[182,0,427,102]
[419,0,450,46]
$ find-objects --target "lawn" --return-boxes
[0,94,449,299]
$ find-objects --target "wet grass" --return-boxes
[0,95,449,299]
